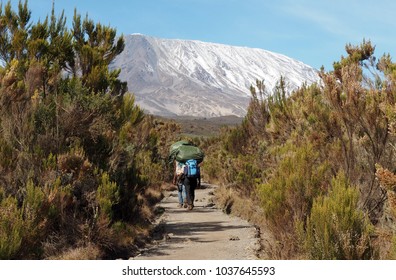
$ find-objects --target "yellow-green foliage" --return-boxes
[222,126,248,155]
[258,143,330,228]
[302,172,373,259]
[0,195,23,259]
[200,135,227,180]
[1,180,72,259]
[119,94,144,127]
[134,150,162,186]
[0,2,176,259]
[96,172,119,220]
[203,40,396,259]
[234,155,261,188]
[20,180,49,256]
[42,153,57,171]
[23,180,45,229]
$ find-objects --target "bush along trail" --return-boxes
[132,183,260,260]
[3,1,396,261]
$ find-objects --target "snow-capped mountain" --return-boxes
[111,34,320,117]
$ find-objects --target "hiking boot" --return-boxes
[183,203,188,208]
[188,204,194,210]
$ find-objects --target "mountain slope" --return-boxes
[111,34,320,117]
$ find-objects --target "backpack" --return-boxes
[184,159,200,178]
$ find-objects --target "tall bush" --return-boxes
[302,172,374,259]
[258,143,330,230]
[96,172,119,221]
[0,1,172,259]
[0,195,23,259]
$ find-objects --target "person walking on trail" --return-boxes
[173,160,187,208]
[168,140,204,210]
[183,159,201,210]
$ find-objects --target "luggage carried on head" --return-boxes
[168,140,204,164]
[175,145,204,164]
[168,140,191,164]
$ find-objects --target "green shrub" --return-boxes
[0,2,171,259]
[119,94,144,127]
[302,172,374,259]
[0,196,23,259]
[20,180,49,257]
[0,138,14,169]
[97,172,119,220]
[33,101,56,134]
[223,126,248,155]
[42,152,57,171]
[258,143,330,229]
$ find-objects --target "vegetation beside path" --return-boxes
[2,1,396,260]
[0,1,178,259]
[202,42,396,259]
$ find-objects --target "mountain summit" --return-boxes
[111,34,320,117]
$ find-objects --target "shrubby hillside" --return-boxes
[202,40,396,259]
[0,1,179,259]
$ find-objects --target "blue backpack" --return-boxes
[184,159,200,178]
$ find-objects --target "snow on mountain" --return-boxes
[111,34,320,117]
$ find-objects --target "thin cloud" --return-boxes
[280,3,357,39]
[280,0,396,41]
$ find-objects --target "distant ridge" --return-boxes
[111,34,320,117]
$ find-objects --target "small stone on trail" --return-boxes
[229,236,240,241]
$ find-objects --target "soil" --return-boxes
[132,183,261,260]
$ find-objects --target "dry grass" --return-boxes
[144,187,164,205]
[371,228,395,259]
[48,243,102,260]
[161,182,177,192]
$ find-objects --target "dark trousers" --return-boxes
[183,176,197,206]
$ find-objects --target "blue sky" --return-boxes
[6,0,396,70]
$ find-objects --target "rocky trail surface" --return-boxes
[133,183,261,260]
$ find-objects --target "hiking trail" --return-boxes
[132,183,261,260]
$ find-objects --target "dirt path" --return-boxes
[133,183,260,260]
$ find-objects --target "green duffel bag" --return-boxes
[168,140,192,164]
[175,144,204,164]
[169,140,191,154]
